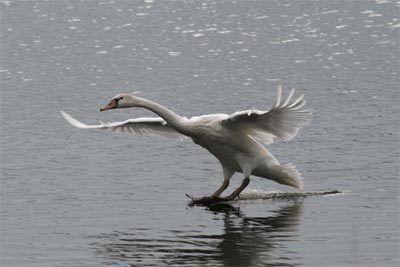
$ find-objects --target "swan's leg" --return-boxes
[186,176,249,205]
[186,167,234,205]
[222,164,251,201]
[223,176,250,201]
[211,167,234,198]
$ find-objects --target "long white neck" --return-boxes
[134,97,188,132]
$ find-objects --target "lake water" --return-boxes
[1,0,399,266]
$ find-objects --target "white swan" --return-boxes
[61,86,312,204]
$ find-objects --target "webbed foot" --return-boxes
[186,194,237,206]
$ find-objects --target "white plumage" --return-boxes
[61,87,312,203]
[61,112,188,140]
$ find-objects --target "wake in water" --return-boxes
[234,189,343,201]
[188,189,344,206]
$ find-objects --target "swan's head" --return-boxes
[100,93,140,111]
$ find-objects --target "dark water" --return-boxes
[1,0,399,266]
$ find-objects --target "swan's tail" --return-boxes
[268,164,304,191]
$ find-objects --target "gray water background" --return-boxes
[1,0,399,266]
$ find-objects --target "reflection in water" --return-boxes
[92,201,304,267]
[212,203,302,267]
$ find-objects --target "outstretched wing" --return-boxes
[221,87,312,145]
[61,111,188,140]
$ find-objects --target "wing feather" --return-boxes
[61,111,188,140]
[281,88,294,107]
[221,88,312,145]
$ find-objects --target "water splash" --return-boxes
[236,189,343,201]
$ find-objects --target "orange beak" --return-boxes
[100,99,118,111]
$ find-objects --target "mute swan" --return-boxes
[61,86,312,205]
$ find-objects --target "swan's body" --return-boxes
[61,87,312,203]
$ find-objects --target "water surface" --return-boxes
[1,0,399,266]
